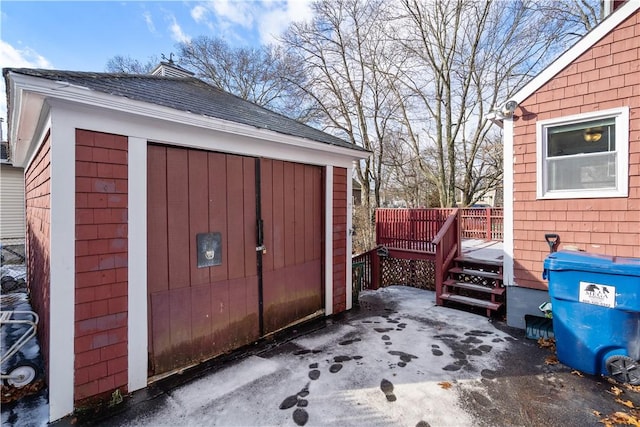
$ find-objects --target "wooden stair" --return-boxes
[440,256,505,317]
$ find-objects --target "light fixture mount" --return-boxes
[501,100,518,116]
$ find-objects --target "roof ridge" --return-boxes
[5,68,197,80]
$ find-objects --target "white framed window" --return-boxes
[537,107,629,199]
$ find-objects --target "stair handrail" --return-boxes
[432,209,461,306]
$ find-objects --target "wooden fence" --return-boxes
[375,208,455,251]
[376,208,503,247]
[459,208,504,241]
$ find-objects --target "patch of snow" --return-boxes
[0,264,26,280]
[127,356,282,426]
[115,286,514,427]
[1,269,48,427]
[0,393,48,427]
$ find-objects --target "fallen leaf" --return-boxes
[599,419,613,427]
[616,398,636,409]
[598,411,640,427]
[438,381,453,390]
[537,337,556,349]
[545,355,559,365]
[610,411,640,426]
[571,370,584,377]
[626,384,640,393]
[610,386,624,397]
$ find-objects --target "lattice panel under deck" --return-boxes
[381,258,435,290]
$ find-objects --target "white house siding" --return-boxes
[0,163,25,242]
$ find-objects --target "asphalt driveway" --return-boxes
[49,285,640,427]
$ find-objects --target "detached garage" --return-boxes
[4,65,368,422]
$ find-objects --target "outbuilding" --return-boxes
[4,64,368,421]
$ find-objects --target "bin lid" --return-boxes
[543,250,640,277]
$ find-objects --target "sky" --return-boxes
[0,0,314,140]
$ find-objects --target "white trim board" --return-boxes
[21,100,363,170]
[127,137,147,393]
[48,109,76,422]
[503,118,515,288]
[325,166,334,316]
[346,167,354,310]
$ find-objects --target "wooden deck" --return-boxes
[353,209,505,317]
[461,239,503,263]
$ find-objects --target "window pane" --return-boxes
[547,152,616,191]
[547,118,615,157]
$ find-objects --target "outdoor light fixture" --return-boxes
[501,100,518,116]
[583,127,603,142]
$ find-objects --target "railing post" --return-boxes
[486,208,492,241]
[371,249,381,290]
[456,210,462,258]
[375,209,380,246]
[410,209,416,250]
[435,245,443,305]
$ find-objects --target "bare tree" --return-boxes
[280,0,406,248]
[391,0,594,207]
[531,0,603,41]
[105,55,158,74]
[280,0,401,204]
[177,36,314,121]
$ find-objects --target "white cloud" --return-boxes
[0,40,52,69]
[0,41,53,140]
[258,0,314,45]
[210,0,253,28]
[143,11,156,33]
[190,0,313,46]
[190,5,208,23]
[169,15,191,43]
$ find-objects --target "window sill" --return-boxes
[537,189,628,200]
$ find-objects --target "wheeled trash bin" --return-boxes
[543,251,640,384]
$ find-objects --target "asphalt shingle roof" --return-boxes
[4,68,364,151]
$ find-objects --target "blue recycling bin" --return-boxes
[543,251,640,384]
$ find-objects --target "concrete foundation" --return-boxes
[506,286,550,330]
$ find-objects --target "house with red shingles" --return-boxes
[491,0,640,329]
[3,63,368,422]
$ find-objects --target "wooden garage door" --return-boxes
[260,159,323,334]
[147,146,323,377]
[147,146,259,376]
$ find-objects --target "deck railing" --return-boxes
[376,208,502,246]
[459,208,503,241]
[432,210,461,305]
[353,207,502,303]
[352,247,377,297]
[375,208,455,251]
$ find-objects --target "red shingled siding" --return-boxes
[25,133,52,375]
[512,10,640,290]
[74,130,129,401]
[332,167,348,313]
